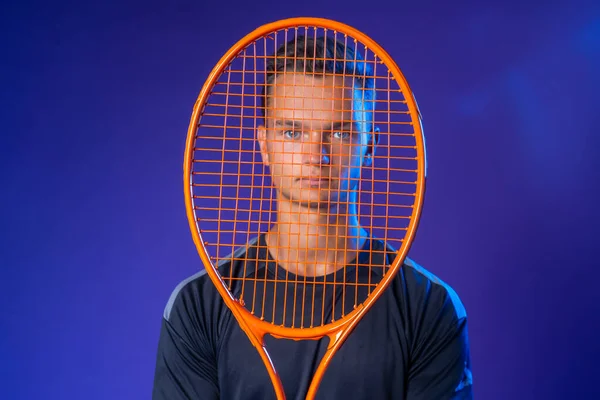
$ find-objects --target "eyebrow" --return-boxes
[274,120,353,131]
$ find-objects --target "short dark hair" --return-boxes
[261,34,376,131]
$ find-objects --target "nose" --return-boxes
[304,133,330,166]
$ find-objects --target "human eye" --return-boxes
[331,131,351,140]
[283,130,301,139]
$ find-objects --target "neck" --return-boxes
[265,195,368,277]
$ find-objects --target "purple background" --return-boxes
[1,0,599,399]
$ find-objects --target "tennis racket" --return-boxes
[183,17,427,400]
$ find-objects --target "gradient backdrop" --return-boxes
[2,0,599,399]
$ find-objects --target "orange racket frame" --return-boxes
[183,17,427,400]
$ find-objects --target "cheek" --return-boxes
[276,142,304,165]
[331,144,360,165]
[350,141,369,162]
[267,142,297,177]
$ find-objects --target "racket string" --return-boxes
[193,26,418,329]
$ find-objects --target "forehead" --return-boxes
[267,72,354,126]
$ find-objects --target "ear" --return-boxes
[257,125,269,166]
[363,126,379,167]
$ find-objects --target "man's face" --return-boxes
[258,72,372,209]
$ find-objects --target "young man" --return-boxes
[153,35,473,399]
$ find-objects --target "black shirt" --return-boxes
[152,235,473,399]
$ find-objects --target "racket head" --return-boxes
[184,17,426,341]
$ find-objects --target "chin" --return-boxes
[299,199,337,211]
[287,190,343,210]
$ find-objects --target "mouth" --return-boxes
[297,177,331,187]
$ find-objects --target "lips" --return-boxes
[298,177,331,187]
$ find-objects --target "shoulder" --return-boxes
[371,238,466,321]
[163,237,260,321]
[163,269,215,321]
[160,266,236,355]
[397,256,467,322]
[163,237,258,321]
[162,236,261,324]
[396,258,473,398]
